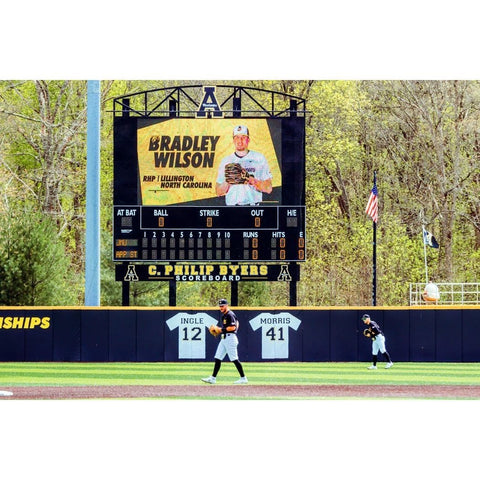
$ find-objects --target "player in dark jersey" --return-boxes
[362,314,393,370]
[202,299,248,384]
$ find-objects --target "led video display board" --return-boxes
[113,114,305,263]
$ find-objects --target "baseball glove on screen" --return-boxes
[224,163,250,184]
[363,328,372,338]
[209,325,222,337]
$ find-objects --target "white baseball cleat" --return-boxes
[367,365,377,370]
[385,362,394,369]
[201,376,216,384]
[234,377,248,384]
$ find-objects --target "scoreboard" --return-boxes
[114,205,305,262]
[113,103,306,264]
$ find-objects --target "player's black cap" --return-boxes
[361,314,370,321]
[218,299,228,306]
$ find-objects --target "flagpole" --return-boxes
[422,226,429,283]
[372,171,377,306]
[365,171,378,306]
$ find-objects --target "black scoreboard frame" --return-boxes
[112,85,306,306]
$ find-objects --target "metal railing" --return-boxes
[112,85,307,118]
[409,283,480,305]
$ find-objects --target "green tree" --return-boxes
[2,80,480,307]
[0,208,76,305]
[360,80,480,282]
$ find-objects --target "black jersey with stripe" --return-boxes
[367,320,383,338]
[221,310,238,333]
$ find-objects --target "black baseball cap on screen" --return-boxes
[218,299,228,306]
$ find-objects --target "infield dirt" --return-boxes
[2,384,480,399]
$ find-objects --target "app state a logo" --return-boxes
[196,86,223,118]
[124,265,139,282]
[277,264,292,282]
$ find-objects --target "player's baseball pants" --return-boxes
[214,333,239,361]
[372,334,387,355]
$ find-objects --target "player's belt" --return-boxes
[222,333,236,339]
[235,203,259,206]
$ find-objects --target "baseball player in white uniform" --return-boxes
[216,125,273,205]
[201,299,248,384]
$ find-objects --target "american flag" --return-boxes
[365,183,378,223]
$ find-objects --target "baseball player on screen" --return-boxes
[362,314,394,369]
[216,125,273,205]
[201,298,248,384]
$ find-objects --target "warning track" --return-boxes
[2,384,480,399]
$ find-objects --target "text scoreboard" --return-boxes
[113,99,306,265]
[114,205,305,262]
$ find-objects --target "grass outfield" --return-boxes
[1,361,480,387]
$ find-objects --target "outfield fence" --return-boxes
[0,306,479,362]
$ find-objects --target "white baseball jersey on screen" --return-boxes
[166,313,217,359]
[217,150,272,205]
[249,313,301,359]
